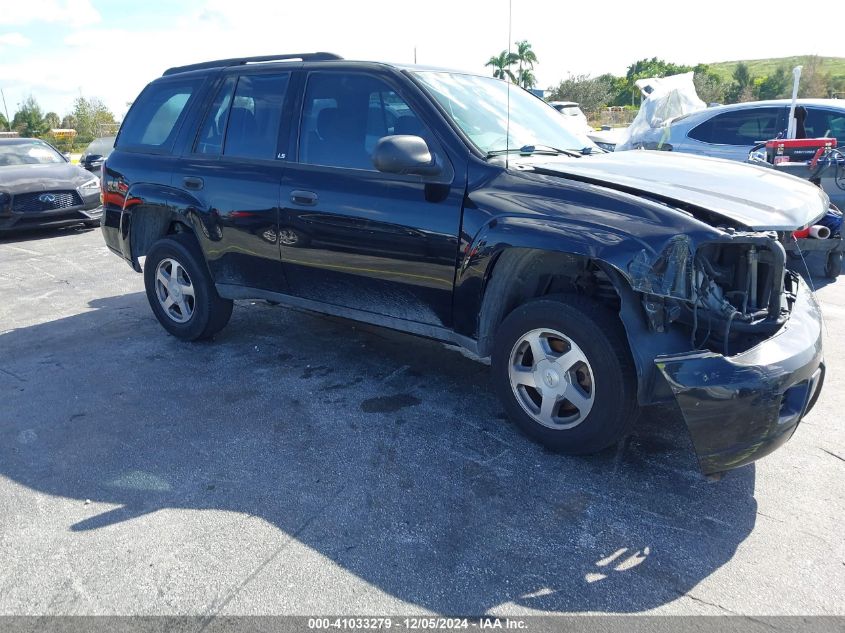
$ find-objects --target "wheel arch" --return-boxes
[471,244,684,406]
[120,182,207,271]
[474,247,632,357]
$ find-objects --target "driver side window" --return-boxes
[298,72,429,170]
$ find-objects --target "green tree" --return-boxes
[44,111,60,130]
[60,114,78,129]
[756,66,790,100]
[0,112,8,131]
[798,55,832,98]
[11,96,48,137]
[513,40,539,89]
[725,62,754,103]
[485,51,517,82]
[72,96,116,140]
[548,73,614,114]
[693,64,728,104]
[518,69,537,90]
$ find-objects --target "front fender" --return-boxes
[452,215,695,405]
[453,213,668,337]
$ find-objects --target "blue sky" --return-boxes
[1,0,842,121]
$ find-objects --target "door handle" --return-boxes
[290,190,318,206]
[183,176,204,190]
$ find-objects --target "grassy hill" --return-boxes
[708,55,845,90]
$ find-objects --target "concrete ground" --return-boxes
[0,226,843,616]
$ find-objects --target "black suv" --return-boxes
[102,53,827,476]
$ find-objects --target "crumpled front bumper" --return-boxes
[656,276,824,476]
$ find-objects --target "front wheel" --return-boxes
[492,295,638,454]
[143,233,233,340]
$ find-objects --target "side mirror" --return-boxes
[372,135,440,177]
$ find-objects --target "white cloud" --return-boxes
[0,0,100,28]
[0,32,31,48]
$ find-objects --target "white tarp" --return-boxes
[615,72,706,152]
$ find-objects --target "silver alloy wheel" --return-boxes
[508,328,595,430]
[154,258,195,324]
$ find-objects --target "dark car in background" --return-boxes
[0,138,103,233]
[102,53,826,477]
[79,136,116,174]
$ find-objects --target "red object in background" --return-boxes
[766,138,837,165]
[793,227,811,239]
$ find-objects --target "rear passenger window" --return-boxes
[118,78,202,151]
[223,73,290,160]
[689,108,783,145]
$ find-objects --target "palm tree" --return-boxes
[517,69,537,90]
[486,51,517,82]
[513,40,539,89]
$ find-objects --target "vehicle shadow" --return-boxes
[0,293,757,614]
[0,225,98,244]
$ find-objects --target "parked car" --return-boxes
[586,126,627,152]
[102,53,827,476]
[79,136,116,174]
[630,99,845,207]
[0,138,103,233]
[549,101,591,131]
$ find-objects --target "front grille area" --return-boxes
[13,190,83,213]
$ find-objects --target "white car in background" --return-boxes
[632,98,845,208]
[548,101,626,151]
[548,101,591,133]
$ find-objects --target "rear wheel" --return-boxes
[143,233,233,340]
[492,295,638,453]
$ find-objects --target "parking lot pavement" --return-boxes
[0,226,843,617]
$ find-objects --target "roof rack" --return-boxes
[163,52,343,76]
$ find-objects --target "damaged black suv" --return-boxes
[101,53,826,476]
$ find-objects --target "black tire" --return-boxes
[825,251,842,279]
[143,233,233,341]
[492,294,638,454]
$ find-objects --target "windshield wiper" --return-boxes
[487,144,583,158]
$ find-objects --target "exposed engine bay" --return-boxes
[628,231,799,356]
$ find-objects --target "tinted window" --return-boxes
[299,72,429,170]
[223,73,290,160]
[689,108,783,145]
[118,78,202,151]
[804,108,845,145]
[195,77,236,155]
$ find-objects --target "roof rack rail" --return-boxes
[163,52,343,76]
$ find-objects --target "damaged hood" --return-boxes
[535,151,828,231]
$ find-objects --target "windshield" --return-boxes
[0,140,65,167]
[413,71,596,155]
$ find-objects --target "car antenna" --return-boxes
[505,0,512,170]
